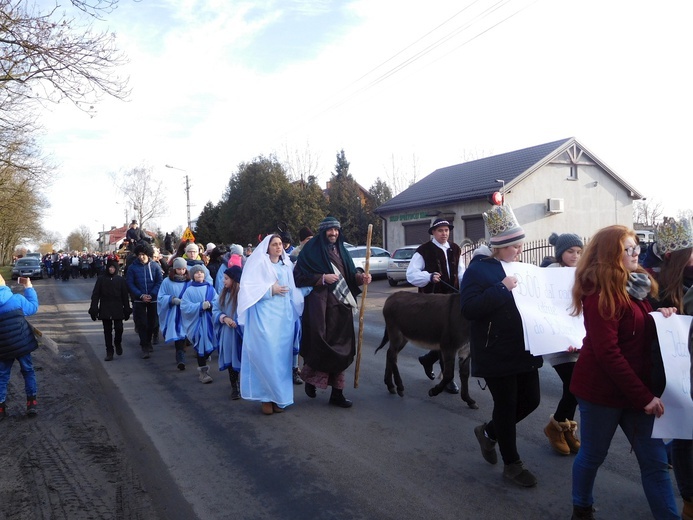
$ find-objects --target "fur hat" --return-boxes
[279,232,292,244]
[655,217,693,254]
[318,216,341,234]
[224,265,242,283]
[483,204,525,249]
[548,232,583,261]
[185,242,198,253]
[298,226,314,242]
[172,257,187,270]
[188,264,206,277]
[134,243,154,257]
[429,218,454,235]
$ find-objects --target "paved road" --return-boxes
[30,276,673,519]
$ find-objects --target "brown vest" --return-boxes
[415,241,461,294]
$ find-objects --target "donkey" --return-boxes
[375,291,477,409]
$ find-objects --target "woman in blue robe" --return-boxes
[237,234,303,414]
[181,264,218,383]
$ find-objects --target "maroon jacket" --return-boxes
[570,291,656,410]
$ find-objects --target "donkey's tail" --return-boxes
[375,329,389,354]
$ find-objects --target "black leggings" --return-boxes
[484,370,541,465]
[552,362,578,422]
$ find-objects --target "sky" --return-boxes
[36,0,693,245]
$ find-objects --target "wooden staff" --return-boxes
[354,223,373,388]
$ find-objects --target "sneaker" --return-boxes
[198,366,213,384]
[26,396,38,417]
[0,402,6,421]
[503,460,537,487]
[177,362,186,371]
[474,423,498,464]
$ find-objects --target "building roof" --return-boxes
[375,137,642,214]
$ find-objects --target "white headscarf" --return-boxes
[237,234,303,326]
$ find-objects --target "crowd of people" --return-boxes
[5,209,693,520]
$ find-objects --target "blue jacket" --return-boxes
[0,285,39,360]
[126,258,163,303]
[459,255,542,378]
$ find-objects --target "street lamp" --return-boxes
[165,164,192,230]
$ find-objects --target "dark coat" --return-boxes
[89,269,131,320]
[459,255,543,378]
[126,257,163,302]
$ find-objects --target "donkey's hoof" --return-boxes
[464,399,479,410]
[387,386,396,395]
[428,388,441,397]
[397,388,404,397]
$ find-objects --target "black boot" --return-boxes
[418,350,439,380]
[229,370,240,400]
[104,347,114,361]
[571,505,595,519]
[329,388,352,408]
[459,357,478,409]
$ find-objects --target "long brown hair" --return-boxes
[657,247,693,312]
[219,276,240,315]
[571,225,658,320]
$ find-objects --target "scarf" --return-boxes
[294,230,359,298]
[626,272,651,301]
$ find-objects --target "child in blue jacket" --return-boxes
[0,274,40,420]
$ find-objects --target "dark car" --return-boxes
[11,257,44,280]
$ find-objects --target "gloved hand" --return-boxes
[202,301,211,310]
[123,313,131,322]
[171,297,181,306]
[89,312,98,322]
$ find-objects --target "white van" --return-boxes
[636,230,655,243]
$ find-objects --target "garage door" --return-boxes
[403,222,430,246]
[462,217,485,242]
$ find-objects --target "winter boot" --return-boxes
[502,460,537,487]
[115,343,123,356]
[292,367,304,385]
[104,347,114,361]
[682,499,693,520]
[329,388,352,408]
[474,423,498,464]
[564,420,581,454]
[26,396,38,417]
[458,356,478,409]
[571,505,596,519]
[0,402,6,421]
[198,366,213,384]
[229,370,240,400]
[544,414,571,455]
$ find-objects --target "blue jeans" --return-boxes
[0,353,38,402]
[572,398,678,519]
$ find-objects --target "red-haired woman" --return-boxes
[570,225,678,520]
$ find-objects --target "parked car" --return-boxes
[345,246,391,278]
[11,257,44,280]
[386,245,419,286]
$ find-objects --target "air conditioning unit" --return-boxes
[547,198,564,213]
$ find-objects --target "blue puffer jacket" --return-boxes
[0,285,39,361]
[126,258,163,302]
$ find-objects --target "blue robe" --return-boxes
[157,278,190,342]
[212,293,243,372]
[180,282,218,357]
[240,262,300,407]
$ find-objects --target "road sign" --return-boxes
[182,227,195,242]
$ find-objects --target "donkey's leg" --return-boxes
[389,343,406,396]
[428,348,455,397]
[459,354,478,409]
[384,347,397,394]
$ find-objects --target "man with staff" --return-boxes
[293,216,372,408]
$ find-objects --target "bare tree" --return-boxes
[0,0,130,113]
[111,165,167,230]
[384,153,420,196]
[633,199,664,227]
[66,225,94,251]
[281,142,323,185]
[676,208,693,222]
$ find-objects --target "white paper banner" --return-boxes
[652,313,693,440]
[501,262,585,355]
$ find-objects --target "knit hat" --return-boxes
[548,232,583,261]
[298,226,314,242]
[655,217,693,254]
[229,243,244,256]
[172,257,187,270]
[224,265,242,283]
[429,218,454,234]
[188,264,206,277]
[318,216,341,234]
[483,204,525,248]
[185,242,198,253]
[205,242,216,254]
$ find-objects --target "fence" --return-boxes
[459,237,591,268]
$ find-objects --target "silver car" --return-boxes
[345,246,391,278]
[386,245,419,286]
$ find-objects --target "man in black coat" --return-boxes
[89,260,132,361]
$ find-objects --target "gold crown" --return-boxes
[483,205,520,237]
[655,217,693,254]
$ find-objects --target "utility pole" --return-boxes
[166,164,192,229]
